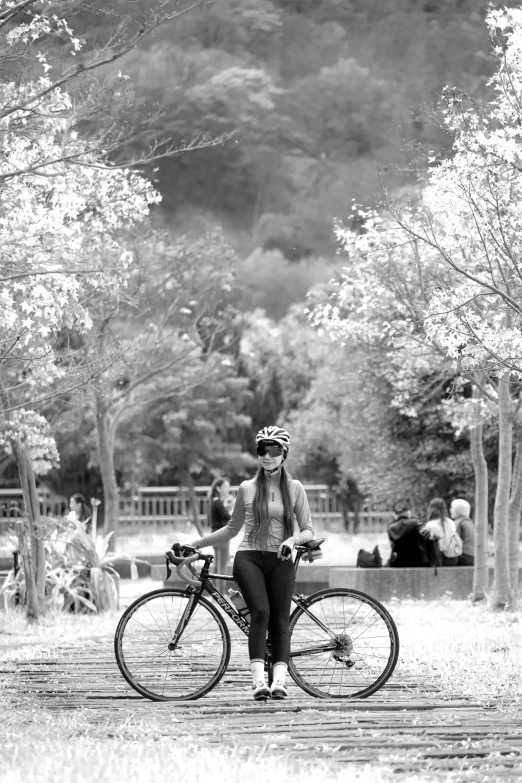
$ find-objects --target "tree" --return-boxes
[114,374,256,531]
[311,208,495,600]
[0,0,232,619]
[0,1,225,177]
[60,228,243,546]
[0,1,207,619]
[0,86,158,617]
[381,7,522,608]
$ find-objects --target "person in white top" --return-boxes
[189,426,314,701]
[420,497,462,566]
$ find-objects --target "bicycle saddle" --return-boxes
[296,537,325,551]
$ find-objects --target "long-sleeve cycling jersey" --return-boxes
[191,474,314,553]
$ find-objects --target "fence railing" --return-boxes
[0,485,393,536]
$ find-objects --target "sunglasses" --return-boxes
[256,443,284,458]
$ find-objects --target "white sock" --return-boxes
[250,659,265,685]
[272,662,287,685]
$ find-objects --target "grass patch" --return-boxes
[392,599,522,706]
[0,729,401,783]
[0,607,119,663]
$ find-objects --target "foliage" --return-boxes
[400,8,522,380]
[0,45,159,448]
[237,249,336,320]
[0,520,138,613]
[113,371,256,488]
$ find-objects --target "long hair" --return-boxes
[427,497,449,530]
[207,477,230,525]
[249,466,294,550]
[71,493,91,522]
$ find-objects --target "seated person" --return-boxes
[421,497,461,567]
[387,500,438,568]
[450,498,475,566]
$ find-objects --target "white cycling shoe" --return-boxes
[270,680,288,700]
[252,681,271,701]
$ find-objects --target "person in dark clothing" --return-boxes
[387,500,426,567]
[207,477,232,589]
[387,500,441,568]
[450,498,475,566]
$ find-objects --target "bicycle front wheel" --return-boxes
[288,588,399,699]
[114,588,231,701]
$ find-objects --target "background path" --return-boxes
[7,630,522,781]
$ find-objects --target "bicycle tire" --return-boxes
[114,588,231,701]
[288,587,399,699]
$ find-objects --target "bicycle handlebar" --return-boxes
[176,553,201,586]
[165,547,202,587]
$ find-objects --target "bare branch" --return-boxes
[0,0,38,29]
[0,0,210,122]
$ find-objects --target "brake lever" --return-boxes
[165,556,172,580]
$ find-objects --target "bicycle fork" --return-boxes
[167,588,200,650]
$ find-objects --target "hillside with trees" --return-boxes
[64,0,516,268]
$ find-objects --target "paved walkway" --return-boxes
[7,633,522,780]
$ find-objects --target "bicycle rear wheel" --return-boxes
[288,588,399,698]
[114,588,231,701]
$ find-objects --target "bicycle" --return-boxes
[114,538,400,701]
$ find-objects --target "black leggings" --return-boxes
[232,550,295,664]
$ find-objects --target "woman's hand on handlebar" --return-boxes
[171,542,199,557]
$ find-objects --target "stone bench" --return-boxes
[328,566,514,601]
[105,558,517,602]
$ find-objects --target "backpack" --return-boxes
[356,546,382,568]
[438,518,463,558]
[440,530,463,558]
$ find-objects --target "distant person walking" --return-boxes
[421,497,462,567]
[67,493,91,535]
[207,477,232,589]
[450,499,475,566]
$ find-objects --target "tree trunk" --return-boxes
[96,405,119,551]
[508,430,522,608]
[10,439,45,618]
[15,517,39,624]
[470,423,489,602]
[492,374,513,609]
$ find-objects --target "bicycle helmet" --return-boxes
[256,426,291,450]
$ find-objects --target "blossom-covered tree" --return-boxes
[0,19,160,619]
[311,208,494,601]
[376,7,522,609]
[0,0,227,620]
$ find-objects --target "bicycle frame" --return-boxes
[167,550,337,662]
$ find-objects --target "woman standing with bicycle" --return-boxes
[189,426,314,701]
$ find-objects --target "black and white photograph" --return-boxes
[1,1,521,781]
